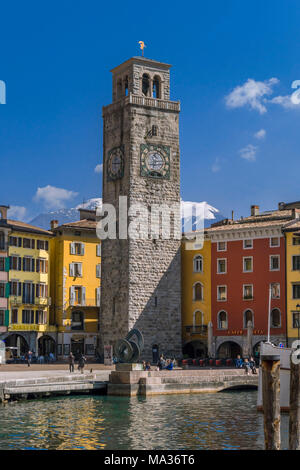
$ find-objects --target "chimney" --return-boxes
[0,205,10,222]
[251,205,259,217]
[231,210,234,221]
[50,220,59,230]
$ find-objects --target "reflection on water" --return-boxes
[0,391,289,450]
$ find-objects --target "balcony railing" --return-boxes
[67,298,100,308]
[103,93,180,115]
[185,325,208,335]
[10,296,51,307]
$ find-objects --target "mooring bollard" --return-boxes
[261,354,281,450]
[289,352,300,450]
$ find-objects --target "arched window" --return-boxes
[218,311,228,329]
[271,308,281,328]
[193,282,203,301]
[124,76,129,96]
[152,75,161,98]
[193,310,203,327]
[244,309,254,328]
[193,255,203,273]
[117,79,123,99]
[142,74,150,96]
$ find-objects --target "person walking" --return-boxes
[78,353,86,374]
[26,350,32,367]
[68,352,75,373]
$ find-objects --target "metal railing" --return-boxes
[67,298,100,308]
[185,325,208,335]
[10,296,51,307]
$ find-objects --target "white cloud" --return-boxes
[225,78,279,114]
[269,94,300,109]
[34,185,78,209]
[239,144,258,162]
[254,129,266,140]
[94,164,103,174]
[211,158,221,173]
[8,205,27,220]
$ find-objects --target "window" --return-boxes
[293,237,300,246]
[293,312,300,329]
[292,256,300,271]
[292,284,300,299]
[96,264,101,278]
[70,242,84,255]
[0,258,4,271]
[244,309,254,328]
[193,283,203,301]
[152,76,161,99]
[70,286,86,306]
[0,310,4,326]
[23,257,35,272]
[243,239,253,249]
[271,283,280,299]
[243,257,253,272]
[9,236,21,247]
[0,282,5,297]
[71,311,84,330]
[217,241,226,251]
[36,258,47,273]
[270,237,280,247]
[193,255,203,273]
[23,238,34,249]
[142,74,150,96]
[270,255,280,271]
[193,311,204,330]
[36,283,47,298]
[152,125,158,136]
[22,310,34,324]
[271,308,281,328]
[10,256,21,271]
[218,311,228,329]
[37,240,49,250]
[0,234,5,250]
[96,244,101,257]
[35,310,47,324]
[70,263,82,277]
[85,344,95,355]
[217,286,227,301]
[243,285,253,300]
[217,258,226,274]
[11,309,18,324]
[11,281,22,296]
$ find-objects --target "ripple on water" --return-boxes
[0,391,289,450]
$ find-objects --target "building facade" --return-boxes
[50,209,101,359]
[0,206,11,336]
[181,235,211,358]
[0,211,55,356]
[101,56,182,361]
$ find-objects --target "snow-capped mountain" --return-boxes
[29,198,225,230]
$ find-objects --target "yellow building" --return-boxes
[50,208,101,359]
[4,219,55,356]
[283,220,300,346]
[181,233,211,358]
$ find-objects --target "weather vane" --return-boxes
[138,41,146,56]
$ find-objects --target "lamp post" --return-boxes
[296,304,300,348]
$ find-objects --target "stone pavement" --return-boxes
[0,364,113,381]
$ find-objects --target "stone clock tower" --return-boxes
[100,56,182,361]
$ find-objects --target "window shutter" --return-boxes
[31,258,35,272]
[82,287,86,306]
[96,287,101,306]
[79,263,82,277]
[22,257,25,271]
[81,243,85,255]
[97,244,101,257]
[70,243,75,255]
[5,257,10,271]
[70,286,75,306]
[45,241,49,251]
[45,260,48,273]
[70,263,74,277]
[18,282,22,297]
[4,310,9,327]
[18,257,22,271]
[18,237,22,247]
[36,259,40,273]
[5,282,10,298]
[31,239,35,249]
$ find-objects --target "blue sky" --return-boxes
[1,0,300,222]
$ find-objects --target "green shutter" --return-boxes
[5,257,10,272]
[5,282,10,298]
[4,310,9,327]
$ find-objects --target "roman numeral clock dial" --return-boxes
[140,144,170,179]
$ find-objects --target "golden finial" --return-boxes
[138,41,146,56]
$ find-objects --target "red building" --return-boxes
[207,205,296,358]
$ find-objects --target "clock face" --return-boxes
[107,146,124,181]
[140,144,170,179]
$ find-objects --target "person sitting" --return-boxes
[145,361,151,371]
[165,359,174,370]
[142,360,146,371]
[243,358,251,375]
[235,355,243,368]
[249,356,257,374]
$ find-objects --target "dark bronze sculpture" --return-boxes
[115,329,144,363]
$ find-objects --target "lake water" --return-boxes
[0,391,289,450]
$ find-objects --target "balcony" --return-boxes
[103,93,180,115]
[185,325,208,336]
[9,324,57,332]
[67,298,100,308]
[10,296,51,307]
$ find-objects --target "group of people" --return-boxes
[24,351,56,366]
[235,355,257,375]
[68,352,87,374]
[142,355,176,371]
